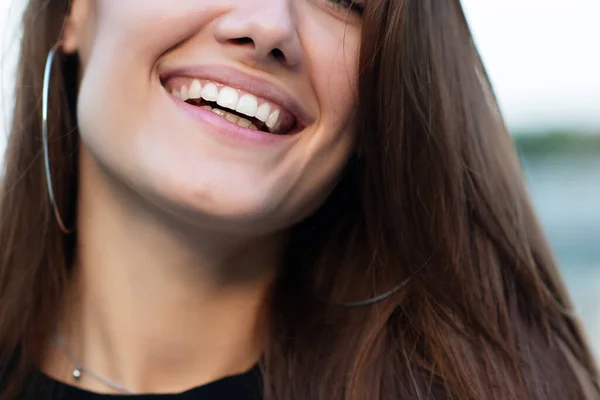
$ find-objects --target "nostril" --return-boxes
[271,48,285,62]
[231,37,254,46]
[227,37,287,64]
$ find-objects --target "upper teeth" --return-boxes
[171,79,282,131]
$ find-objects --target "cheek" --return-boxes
[75,3,213,165]
[77,1,225,81]
[278,31,360,221]
[304,18,360,129]
[305,20,360,163]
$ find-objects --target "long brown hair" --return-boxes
[1,0,598,399]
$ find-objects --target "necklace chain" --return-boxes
[54,333,134,394]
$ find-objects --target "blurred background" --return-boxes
[0,0,599,355]
[461,0,600,357]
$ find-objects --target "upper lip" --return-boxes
[158,64,311,126]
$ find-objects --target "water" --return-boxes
[522,155,600,356]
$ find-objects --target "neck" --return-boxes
[44,151,282,393]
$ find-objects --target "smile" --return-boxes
[162,77,299,136]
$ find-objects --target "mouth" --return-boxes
[162,77,300,136]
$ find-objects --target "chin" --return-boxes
[138,180,295,234]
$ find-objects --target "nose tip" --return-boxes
[213,6,302,68]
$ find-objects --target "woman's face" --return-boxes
[64,0,362,232]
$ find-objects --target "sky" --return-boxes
[0,0,599,151]
[461,0,600,132]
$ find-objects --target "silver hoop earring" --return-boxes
[42,43,72,235]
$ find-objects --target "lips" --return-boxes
[160,69,306,136]
[163,77,293,134]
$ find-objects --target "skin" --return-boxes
[43,0,362,394]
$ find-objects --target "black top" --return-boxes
[25,366,263,400]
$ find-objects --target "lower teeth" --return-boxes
[200,105,259,131]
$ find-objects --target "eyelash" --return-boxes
[326,0,365,16]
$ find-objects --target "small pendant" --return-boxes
[72,368,82,380]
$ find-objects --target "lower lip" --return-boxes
[167,93,297,146]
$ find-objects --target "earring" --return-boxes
[42,43,72,234]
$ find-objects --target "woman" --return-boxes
[0,0,597,398]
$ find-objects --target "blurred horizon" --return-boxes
[462,0,600,134]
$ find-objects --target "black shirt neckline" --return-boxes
[34,364,263,399]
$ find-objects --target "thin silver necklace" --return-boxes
[53,333,134,394]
